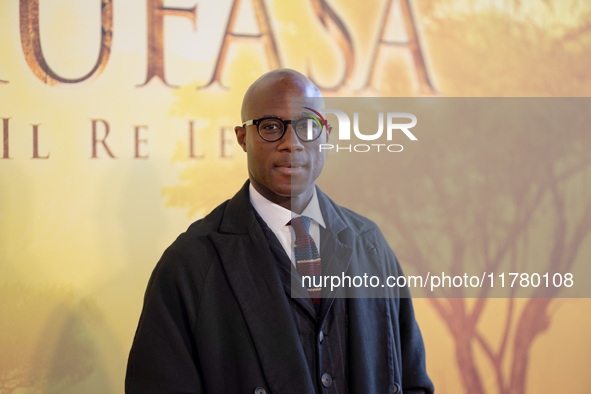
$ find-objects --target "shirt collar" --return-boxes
[249,183,326,230]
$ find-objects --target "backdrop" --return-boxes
[1,0,590,393]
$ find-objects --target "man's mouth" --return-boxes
[275,162,306,176]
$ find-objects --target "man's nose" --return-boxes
[278,125,303,151]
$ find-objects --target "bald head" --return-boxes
[241,69,323,122]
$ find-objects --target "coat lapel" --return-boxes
[316,190,355,323]
[210,182,316,394]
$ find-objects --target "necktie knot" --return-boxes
[290,215,312,237]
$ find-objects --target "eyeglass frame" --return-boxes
[242,116,325,142]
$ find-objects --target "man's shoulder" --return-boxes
[147,198,238,284]
[186,200,230,234]
[337,204,380,232]
[172,199,232,249]
[318,188,381,236]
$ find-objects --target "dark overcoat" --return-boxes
[126,181,434,394]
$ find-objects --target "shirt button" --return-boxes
[319,330,324,344]
[253,387,266,394]
[392,382,401,394]
[321,372,333,387]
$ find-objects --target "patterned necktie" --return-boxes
[290,216,322,315]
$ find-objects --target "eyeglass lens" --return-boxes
[258,117,322,142]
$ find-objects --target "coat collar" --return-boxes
[219,180,346,234]
[218,181,257,235]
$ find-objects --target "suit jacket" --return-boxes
[126,181,434,394]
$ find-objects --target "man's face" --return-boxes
[235,77,330,210]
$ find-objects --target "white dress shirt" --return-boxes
[249,183,326,266]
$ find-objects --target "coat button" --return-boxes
[392,382,401,393]
[253,387,266,394]
[319,330,324,344]
[321,372,333,387]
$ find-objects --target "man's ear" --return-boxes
[235,126,247,152]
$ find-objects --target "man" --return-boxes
[126,69,434,393]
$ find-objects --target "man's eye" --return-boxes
[261,123,282,132]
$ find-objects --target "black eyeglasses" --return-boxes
[242,116,324,142]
